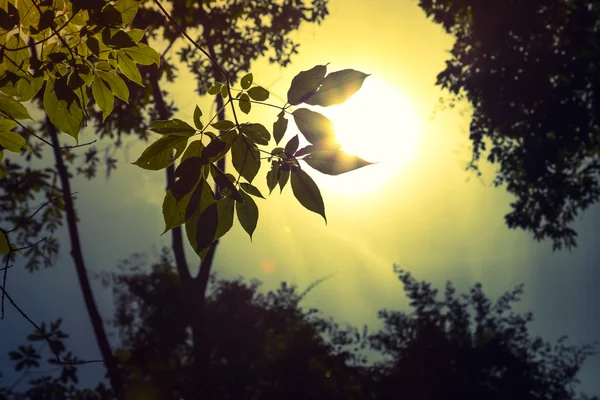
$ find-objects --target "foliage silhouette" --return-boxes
[418,0,600,250]
[2,256,596,400]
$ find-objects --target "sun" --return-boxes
[321,76,421,169]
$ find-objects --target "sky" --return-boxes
[2,0,600,394]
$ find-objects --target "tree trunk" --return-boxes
[48,119,124,399]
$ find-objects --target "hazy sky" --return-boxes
[2,0,599,394]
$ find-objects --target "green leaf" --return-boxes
[132,136,188,170]
[278,167,290,193]
[187,202,218,256]
[240,123,270,146]
[113,0,139,26]
[273,112,288,145]
[193,105,203,130]
[0,119,17,131]
[239,92,251,114]
[220,85,228,99]
[207,82,222,95]
[204,131,235,162]
[0,131,27,153]
[16,76,43,102]
[162,189,193,234]
[232,135,260,183]
[215,198,235,240]
[86,36,101,57]
[126,29,146,43]
[210,120,235,131]
[291,168,326,222]
[98,71,129,103]
[43,78,83,140]
[287,64,327,105]
[92,76,114,122]
[149,119,196,137]
[211,163,243,201]
[236,191,259,240]
[185,177,215,222]
[240,73,253,90]
[117,52,142,86]
[285,135,299,156]
[303,150,374,175]
[171,157,205,201]
[108,30,137,49]
[305,69,370,107]
[266,162,279,194]
[0,230,9,254]
[0,93,32,120]
[240,182,265,198]
[292,108,340,147]
[247,86,269,101]
[123,43,160,66]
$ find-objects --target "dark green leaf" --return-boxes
[232,135,261,182]
[208,82,222,95]
[240,123,270,146]
[192,202,218,255]
[287,64,327,105]
[215,198,235,240]
[285,135,299,156]
[239,92,251,114]
[171,157,205,201]
[193,105,203,130]
[248,86,269,101]
[92,76,114,121]
[266,162,279,194]
[204,130,236,161]
[304,150,374,175]
[108,30,137,49]
[149,119,196,137]
[292,108,340,146]
[305,69,370,107]
[240,73,253,89]
[211,163,243,201]
[132,136,187,170]
[236,191,259,240]
[0,230,9,254]
[86,36,101,57]
[162,189,193,234]
[240,182,265,198]
[211,120,235,131]
[220,85,228,99]
[185,177,215,223]
[291,168,326,222]
[273,111,288,145]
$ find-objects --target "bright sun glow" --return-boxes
[322,77,421,168]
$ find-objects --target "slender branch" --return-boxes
[61,139,97,149]
[7,194,71,233]
[0,112,54,147]
[231,97,289,112]
[1,11,81,52]
[14,237,47,252]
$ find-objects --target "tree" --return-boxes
[2,258,596,399]
[0,0,372,398]
[418,0,600,250]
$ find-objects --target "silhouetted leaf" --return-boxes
[273,111,288,145]
[241,73,253,89]
[266,162,280,194]
[239,92,251,114]
[211,120,235,131]
[291,168,326,222]
[248,86,269,101]
[285,135,299,156]
[211,163,243,201]
[132,136,187,170]
[232,135,260,183]
[240,123,270,145]
[149,119,196,137]
[193,202,218,255]
[193,105,203,130]
[305,69,369,106]
[292,108,340,147]
[236,191,258,239]
[240,182,265,198]
[287,64,327,105]
[171,157,205,201]
[278,167,290,193]
[303,150,373,175]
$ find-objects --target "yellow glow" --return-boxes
[311,77,422,192]
[324,77,421,165]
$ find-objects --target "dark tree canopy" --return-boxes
[2,257,595,399]
[419,0,600,249]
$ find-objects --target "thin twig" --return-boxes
[61,139,97,149]
[8,194,73,234]
[0,112,54,147]
[14,237,47,252]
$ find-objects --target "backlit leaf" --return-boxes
[0,119,16,131]
[92,76,114,121]
[162,189,193,234]
[0,131,26,153]
[117,52,142,86]
[0,93,32,120]
[285,135,299,156]
[43,78,83,140]
[211,163,243,201]
[241,73,253,89]
[248,86,269,101]
[278,167,290,193]
[266,162,279,194]
[292,108,339,146]
[232,135,260,182]
[240,183,265,198]
[291,168,326,222]
[239,92,251,114]
[113,0,139,26]
[236,191,259,240]
[305,69,369,107]
[185,178,215,222]
[287,64,327,105]
[171,157,205,201]
[149,119,196,137]
[124,43,160,66]
[99,71,129,103]
[193,105,203,130]
[273,112,288,145]
[304,150,374,175]
[192,202,219,255]
[240,123,270,146]
[132,136,187,170]
[215,198,235,240]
